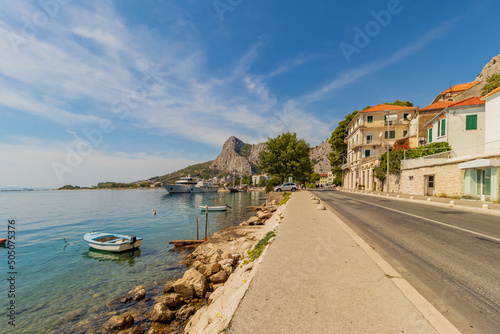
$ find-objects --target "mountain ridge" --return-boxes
[154,136,331,184]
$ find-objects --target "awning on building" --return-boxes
[458,159,500,169]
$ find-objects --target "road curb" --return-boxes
[319,196,461,334]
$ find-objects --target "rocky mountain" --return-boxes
[310,139,333,174]
[476,54,500,81]
[210,136,266,175]
[155,135,333,184]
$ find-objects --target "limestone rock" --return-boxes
[317,204,326,210]
[476,54,500,81]
[247,216,260,225]
[150,302,175,323]
[124,324,146,334]
[198,263,221,277]
[103,314,134,331]
[310,139,333,174]
[122,285,146,303]
[172,269,207,299]
[160,293,182,310]
[256,211,273,220]
[209,136,265,175]
[210,270,228,284]
[176,305,196,320]
[242,242,253,250]
[163,282,175,294]
[190,260,202,270]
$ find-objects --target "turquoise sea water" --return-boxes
[0,189,265,333]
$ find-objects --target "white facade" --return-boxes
[426,104,485,151]
[484,90,500,145]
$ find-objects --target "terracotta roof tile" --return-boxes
[482,86,500,99]
[440,81,481,94]
[449,96,485,108]
[360,104,416,113]
[418,100,455,111]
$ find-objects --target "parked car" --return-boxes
[273,183,298,192]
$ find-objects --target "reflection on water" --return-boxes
[0,189,265,333]
[82,248,141,265]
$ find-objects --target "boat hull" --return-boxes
[163,184,192,193]
[199,206,227,211]
[83,232,143,253]
[0,238,6,245]
[190,187,219,193]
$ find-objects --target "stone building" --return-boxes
[342,104,417,190]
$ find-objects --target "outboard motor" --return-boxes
[130,236,137,244]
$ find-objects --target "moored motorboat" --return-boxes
[190,180,219,193]
[163,176,199,194]
[199,204,231,211]
[83,232,142,253]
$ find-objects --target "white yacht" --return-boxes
[162,176,199,194]
[190,180,219,193]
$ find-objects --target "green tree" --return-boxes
[328,110,358,185]
[265,176,281,193]
[374,142,451,182]
[482,73,500,96]
[308,173,320,184]
[259,132,312,184]
[384,99,414,107]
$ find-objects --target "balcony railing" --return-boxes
[402,140,500,169]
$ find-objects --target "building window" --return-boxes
[409,176,414,181]
[440,119,446,136]
[367,115,373,123]
[428,128,433,143]
[366,134,373,144]
[384,131,395,139]
[428,175,434,188]
[403,113,410,120]
[466,115,477,130]
[365,150,371,157]
[403,130,408,137]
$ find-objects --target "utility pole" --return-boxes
[386,112,398,194]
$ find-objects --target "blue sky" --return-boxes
[1,0,499,188]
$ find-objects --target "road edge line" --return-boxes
[321,199,461,334]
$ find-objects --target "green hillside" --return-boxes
[156,161,227,184]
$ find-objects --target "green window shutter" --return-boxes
[466,115,477,130]
[365,150,371,157]
[367,116,373,123]
[390,131,395,139]
[441,119,446,136]
[429,128,433,143]
[385,131,388,139]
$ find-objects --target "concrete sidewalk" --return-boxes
[230,191,459,334]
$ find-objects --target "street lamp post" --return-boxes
[385,112,398,194]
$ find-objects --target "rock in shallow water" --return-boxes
[176,305,196,320]
[160,293,182,310]
[150,302,175,323]
[103,314,134,331]
[122,285,146,303]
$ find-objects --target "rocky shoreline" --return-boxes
[90,193,287,334]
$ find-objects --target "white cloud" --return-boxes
[0,143,200,188]
[301,19,458,104]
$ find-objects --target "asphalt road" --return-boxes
[315,190,500,334]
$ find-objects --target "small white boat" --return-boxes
[83,232,142,253]
[199,204,231,211]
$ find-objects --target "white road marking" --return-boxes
[333,193,500,243]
